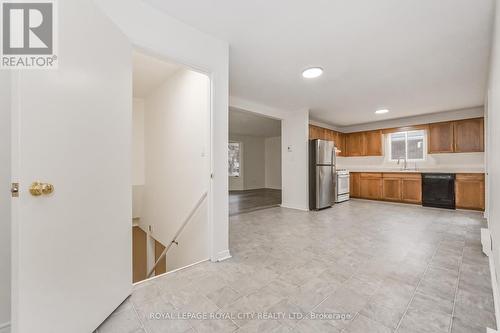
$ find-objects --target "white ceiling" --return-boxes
[142,0,494,126]
[133,50,181,98]
[230,108,281,137]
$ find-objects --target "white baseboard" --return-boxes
[280,204,309,211]
[134,258,210,286]
[483,228,500,331]
[488,255,500,332]
[215,249,231,262]
[483,228,493,257]
[0,321,11,333]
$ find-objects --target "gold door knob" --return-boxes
[42,183,54,195]
[29,182,54,196]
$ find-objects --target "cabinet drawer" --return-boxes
[360,173,383,178]
[456,173,485,181]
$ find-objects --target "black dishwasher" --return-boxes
[422,173,456,209]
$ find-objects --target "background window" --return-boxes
[228,142,241,177]
[390,130,425,161]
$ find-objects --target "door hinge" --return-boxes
[11,183,19,198]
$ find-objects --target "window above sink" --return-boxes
[389,130,426,162]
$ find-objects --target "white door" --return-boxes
[11,1,132,332]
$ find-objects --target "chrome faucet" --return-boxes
[397,157,418,171]
[397,157,408,171]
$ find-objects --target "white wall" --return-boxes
[265,136,282,189]
[141,68,210,272]
[96,0,230,261]
[487,0,500,320]
[0,72,11,331]
[230,97,309,210]
[132,99,145,185]
[338,132,485,173]
[132,99,145,219]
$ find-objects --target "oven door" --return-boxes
[337,174,350,195]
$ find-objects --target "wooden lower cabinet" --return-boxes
[382,177,402,201]
[455,173,485,211]
[352,172,422,205]
[359,173,382,200]
[351,172,485,210]
[401,177,422,204]
[350,172,361,198]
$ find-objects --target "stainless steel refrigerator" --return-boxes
[309,139,336,210]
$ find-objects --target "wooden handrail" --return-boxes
[146,192,208,278]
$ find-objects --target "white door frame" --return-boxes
[132,44,214,271]
[94,0,230,262]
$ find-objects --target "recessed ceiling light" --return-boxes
[375,109,389,114]
[302,67,323,79]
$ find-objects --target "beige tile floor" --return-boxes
[97,200,496,333]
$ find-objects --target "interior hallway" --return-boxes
[97,200,494,333]
[229,189,282,216]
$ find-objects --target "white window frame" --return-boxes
[228,141,242,177]
[389,130,426,162]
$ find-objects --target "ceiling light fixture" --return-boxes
[375,109,389,114]
[302,67,323,79]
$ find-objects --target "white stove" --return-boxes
[336,169,350,203]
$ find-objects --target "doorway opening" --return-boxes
[228,108,282,215]
[131,50,211,283]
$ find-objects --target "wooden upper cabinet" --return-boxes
[346,132,366,156]
[333,132,346,156]
[365,130,383,156]
[455,173,485,211]
[428,121,454,154]
[454,118,484,153]
[309,125,323,140]
[325,129,335,142]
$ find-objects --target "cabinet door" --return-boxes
[360,174,382,199]
[333,132,346,156]
[454,118,484,153]
[455,174,485,210]
[309,125,323,140]
[346,132,366,156]
[324,129,335,142]
[339,133,346,156]
[401,177,422,204]
[382,178,402,201]
[428,121,454,153]
[365,130,383,156]
[350,173,361,198]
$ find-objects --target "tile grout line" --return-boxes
[394,240,442,332]
[448,244,465,333]
[131,301,148,333]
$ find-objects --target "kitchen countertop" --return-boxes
[341,168,485,174]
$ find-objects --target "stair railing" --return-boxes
[146,191,208,278]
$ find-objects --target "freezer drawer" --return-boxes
[316,165,334,209]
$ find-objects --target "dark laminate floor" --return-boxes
[229,188,282,216]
